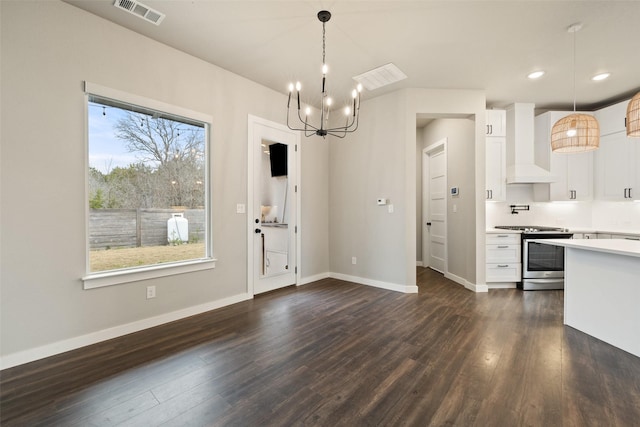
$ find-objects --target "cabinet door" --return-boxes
[486,110,506,137]
[566,151,593,200]
[596,100,629,136]
[486,137,506,201]
[631,139,640,200]
[596,132,631,200]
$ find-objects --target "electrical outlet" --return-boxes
[146,285,156,299]
[388,204,394,213]
[352,257,357,265]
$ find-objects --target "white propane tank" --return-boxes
[167,213,188,244]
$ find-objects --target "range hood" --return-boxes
[505,103,556,184]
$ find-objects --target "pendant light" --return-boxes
[286,10,362,138]
[627,91,640,137]
[551,23,600,153]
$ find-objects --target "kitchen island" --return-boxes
[539,239,640,358]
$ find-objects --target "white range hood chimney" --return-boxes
[505,103,556,184]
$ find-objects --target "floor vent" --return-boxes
[113,0,165,25]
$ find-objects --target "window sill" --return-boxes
[83,258,217,289]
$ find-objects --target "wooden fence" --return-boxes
[89,208,205,250]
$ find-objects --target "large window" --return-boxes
[84,84,212,287]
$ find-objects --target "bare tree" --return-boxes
[114,112,203,167]
[85,111,207,209]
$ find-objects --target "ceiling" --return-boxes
[64,1,640,113]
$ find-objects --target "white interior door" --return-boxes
[422,139,447,273]
[248,116,300,295]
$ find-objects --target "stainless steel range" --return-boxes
[494,226,573,290]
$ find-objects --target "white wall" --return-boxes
[329,88,486,290]
[0,1,329,366]
[329,91,409,288]
[422,118,477,280]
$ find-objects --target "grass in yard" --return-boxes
[90,243,206,272]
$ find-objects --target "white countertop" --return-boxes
[486,228,640,237]
[537,238,640,258]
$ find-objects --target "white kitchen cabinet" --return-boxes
[534,111,593,201]
[486,233,521,282]
[486,109,506,137]
[595,131,640,200]
[486,136,506,201]
[595,99,629,136]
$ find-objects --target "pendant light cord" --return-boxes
[572,27,576,113]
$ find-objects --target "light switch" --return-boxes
[388,204,394,213]
[236,203,246,214]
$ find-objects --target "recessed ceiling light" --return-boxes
[592,73,611,81]
[527,71,545,80]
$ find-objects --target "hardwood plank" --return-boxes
[2,268,640,426]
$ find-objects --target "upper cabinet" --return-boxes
[594,98,640,201]
[486,109,506,137]
[486,136,506,201]
[486,109,506,201]
[534,111,594,201]
[595,100,629,136]
[595,131,640,200]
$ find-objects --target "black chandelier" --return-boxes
[287,10,362,138]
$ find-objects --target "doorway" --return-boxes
[421,138,447,274]
[247,115,300,295]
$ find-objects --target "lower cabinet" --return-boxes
[486,233,521,282]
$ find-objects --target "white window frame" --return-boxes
[82,82,215,289]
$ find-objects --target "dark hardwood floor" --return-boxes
[2,268,640,426]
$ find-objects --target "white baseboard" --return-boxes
[445,272,488,293]
[416,261,424,267]
[0,292,252,370]
[329,272,418,294]
[299,272,331,286]
[487,283,517,289]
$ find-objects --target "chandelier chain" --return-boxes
[322,22,326,66]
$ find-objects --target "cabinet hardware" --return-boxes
[497,245,509,248]
[497,265,509,268]
[497,235,509,238]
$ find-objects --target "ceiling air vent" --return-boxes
[113,0,165,25]
[353,63,407,91]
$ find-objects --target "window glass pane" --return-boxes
[87,95,208,273]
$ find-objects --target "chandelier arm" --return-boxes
[296,108,320,132]
[287,108,319,133]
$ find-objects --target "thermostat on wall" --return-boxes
[450,187,459,196]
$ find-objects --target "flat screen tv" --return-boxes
[269,143,288,177]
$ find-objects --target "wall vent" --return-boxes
[113,0,165,25]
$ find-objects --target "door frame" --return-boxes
[421,138,447,274]
[247,115,301,296]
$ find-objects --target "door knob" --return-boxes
[426,222,432,226]
[255,228,262,234]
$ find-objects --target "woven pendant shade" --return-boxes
[627,92,640,137]
[551,113,600,152]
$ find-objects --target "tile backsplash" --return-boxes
[486,184,640,232]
